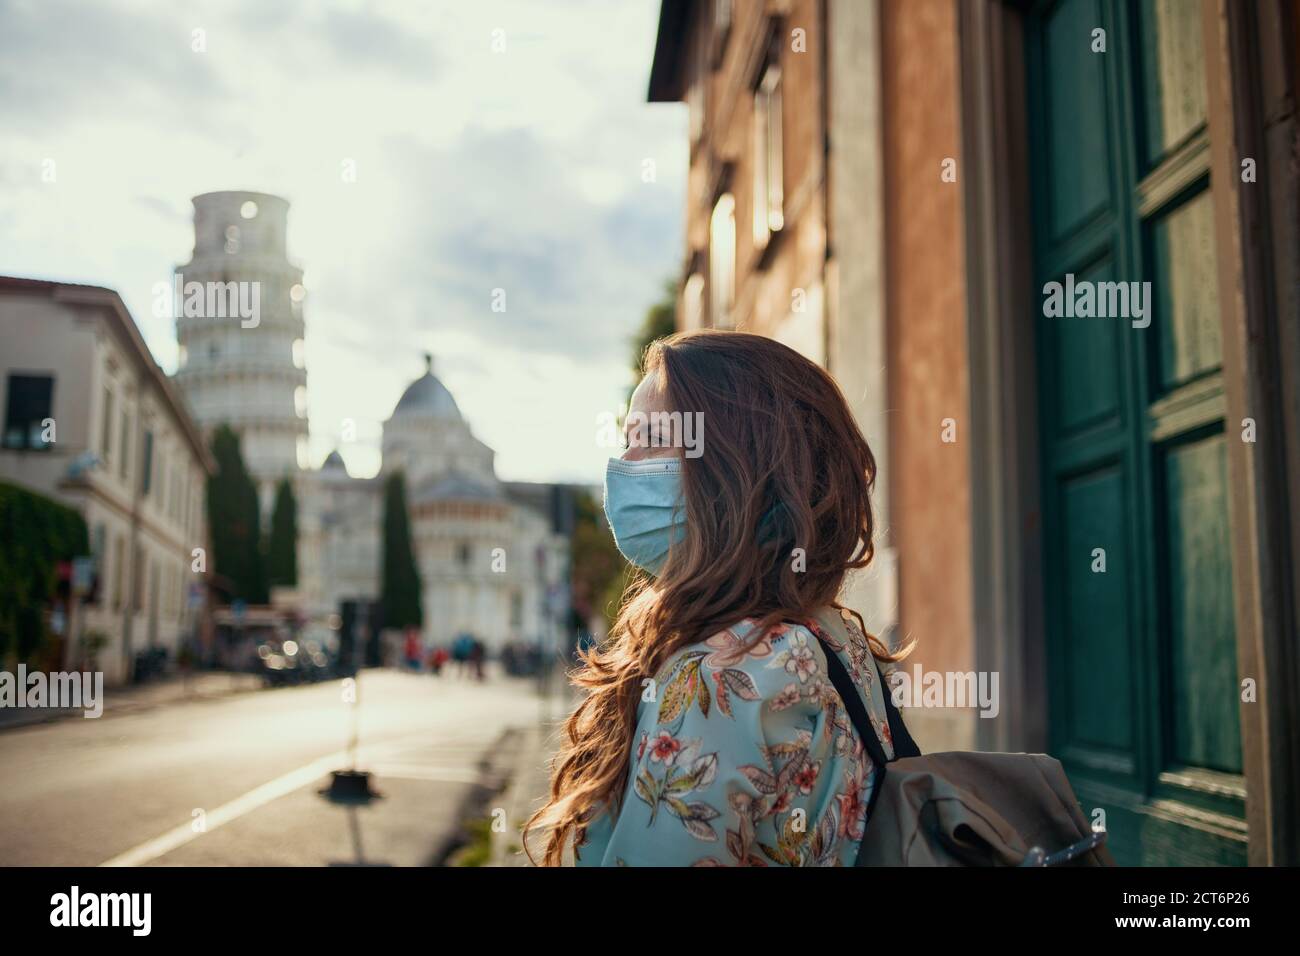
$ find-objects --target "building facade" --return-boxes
[648,0,1300,865]
[297,357,568,653]
[0,277,214,685]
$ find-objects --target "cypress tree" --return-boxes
[381,471,423,629]
[207,425,267,604]
[267,477,298,588]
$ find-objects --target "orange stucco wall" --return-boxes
[881,0,974,678]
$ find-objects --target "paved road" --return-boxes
[0,670,550,866]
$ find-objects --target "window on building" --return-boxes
[148,561,159,631]
[141,431,154,496]
[2,373,54,450]
[118,408,130,479]
[178,562,187,623]
[90,524,107,606]
[709,193,736,328]
[688,20,707,145]
[753,60,785,252]
[683,271,706,330]
[112,535,125,611]
[133,546,146,613]
[100,386,114,465]
[161,451,169,511]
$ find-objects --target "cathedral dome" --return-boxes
[392,353,461,421]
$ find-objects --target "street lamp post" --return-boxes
[328,612,377,801]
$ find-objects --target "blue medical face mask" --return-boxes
[603,456,686,576]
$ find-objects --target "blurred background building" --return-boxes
[0,277,214,685]
[648,0,1299,866]
[296,353,569,652]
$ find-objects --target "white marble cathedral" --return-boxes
[172,191,566,651]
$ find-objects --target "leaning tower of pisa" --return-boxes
[172,191,308,506]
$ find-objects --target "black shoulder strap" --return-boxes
[878,658,921,759]
[813,631,922,864]
[814,635,921,766]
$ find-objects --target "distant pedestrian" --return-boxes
[469,638,485,682]
[404,628,423,672]
[452,632,474,676]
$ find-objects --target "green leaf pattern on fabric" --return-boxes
[579,614,888,866]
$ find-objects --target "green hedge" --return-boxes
[0,480,89,662]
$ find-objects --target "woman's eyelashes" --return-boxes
[623,427,660,450]
[620,433,674,461]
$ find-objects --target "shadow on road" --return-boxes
[319,784,392,867]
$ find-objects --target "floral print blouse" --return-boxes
[575,608,895,866]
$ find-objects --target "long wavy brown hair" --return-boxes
[525,329,902,865]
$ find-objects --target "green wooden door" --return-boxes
[1024,0,1246,865]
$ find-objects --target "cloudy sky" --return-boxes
[0,0,685,483]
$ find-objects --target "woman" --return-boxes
[527,330,907,866]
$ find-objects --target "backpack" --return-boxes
[810,609,1115,867]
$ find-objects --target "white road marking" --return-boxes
[97,750,487,867]
[98,752,347,867]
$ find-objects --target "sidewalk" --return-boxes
[0,669,264,730]
[488,667,580,866]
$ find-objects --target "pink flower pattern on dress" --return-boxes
[648,731,682,765]
[581,611,890,867]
